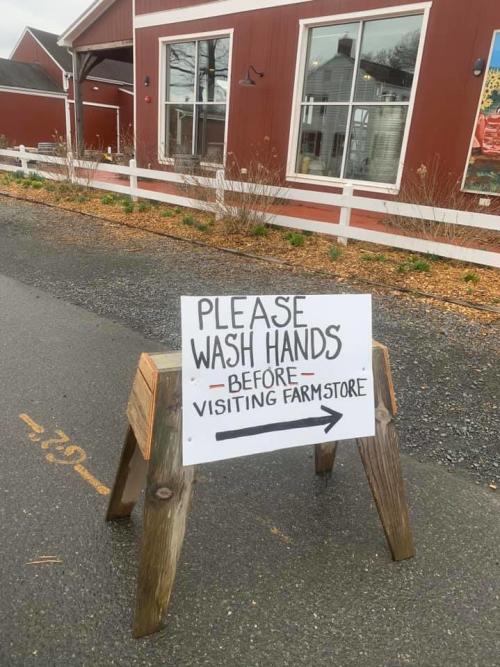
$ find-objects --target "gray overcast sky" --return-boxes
[0,0,90,58]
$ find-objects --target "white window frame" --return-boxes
[286,2,432,193]
[158,28,234,168]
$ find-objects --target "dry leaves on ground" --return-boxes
[1,174,499,324]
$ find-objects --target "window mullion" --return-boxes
[164,45,169,158]
[193,41,199,155]
[339,20,364,180]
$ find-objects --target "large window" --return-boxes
[163,35,230,164]
[294,13,424,186]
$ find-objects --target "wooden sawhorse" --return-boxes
[106,342,414,638]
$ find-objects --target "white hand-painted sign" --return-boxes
[181,295,375,466]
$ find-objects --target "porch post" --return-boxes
[72,50,85,158]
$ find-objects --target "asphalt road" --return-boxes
[0,196,499,666]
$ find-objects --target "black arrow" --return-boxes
[215,406,343,442]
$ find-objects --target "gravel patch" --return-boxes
[0,195,498,486]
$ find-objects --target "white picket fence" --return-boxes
[0,146,499,268]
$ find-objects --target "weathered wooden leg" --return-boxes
[356,343,414,562]
[106,426,148,521]
[314,443,338,475]
[133,360,194,638]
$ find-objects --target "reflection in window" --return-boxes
[344,106,408,183]
[196,105,227,164]
[303,23,358,103]
[354,15,423,102]
[297,106,349,178]
[164,36,230,163]
[167,42,195,103]
[165,104,194,156]
[296,13,423,185]
[198,39,229,103]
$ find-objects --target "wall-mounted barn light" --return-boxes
[239,65,264,87]
[473,58,485,77]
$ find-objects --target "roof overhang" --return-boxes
[0,84,66,98]
[58,0,118,48]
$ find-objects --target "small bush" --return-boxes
[397,257,431,274]
[463,271,480,284]
[76,194,89,203]
[411,259,431,272]
[195,222,209,232]
[250,224,269,237]
[161,209,174,218]
[28,172,44,182]
[138,202,151,213]
[183,215,196,226]
[122,201,134,214]
[21,180,31,189]
[361,252,387,262]
[31,181,43,190]
[329,245,343,261]
[174,207,182,214]
[14,170,25,180]
[101,194,116,205]
[285,231,305,247]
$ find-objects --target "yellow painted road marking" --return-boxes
[41,430,70,451]
[20,414,44,433]
[19,414,110,497]
[74,464,110,496]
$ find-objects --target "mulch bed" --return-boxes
[1,173,499,324]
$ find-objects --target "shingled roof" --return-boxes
[28,27,73,72]
[0,58,64,93]
[27,27,133,84]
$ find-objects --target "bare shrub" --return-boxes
[116,125,135,164]
[385,157,500,246]
[39,134,102,200]
[183,139,288,233]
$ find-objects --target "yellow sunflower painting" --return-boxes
[463,31,500,195]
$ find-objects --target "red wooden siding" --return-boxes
[136,0,208,13]
[134,0,500,192]
[69,103,119,151]
[0,92,65,147]
[118,90,134,140]
[74,0,133,48]
[10,31,63,87]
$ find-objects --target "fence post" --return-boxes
[130,158,138,202]
[338,184,353,246]
[67,150,76,184]
[215,168,225,221]
[19,145,29,176]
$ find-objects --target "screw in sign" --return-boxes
[181,294,375,465]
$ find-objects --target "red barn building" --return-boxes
[54,0,500,196]
[0,59,67,148]
[0,26,133,151]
